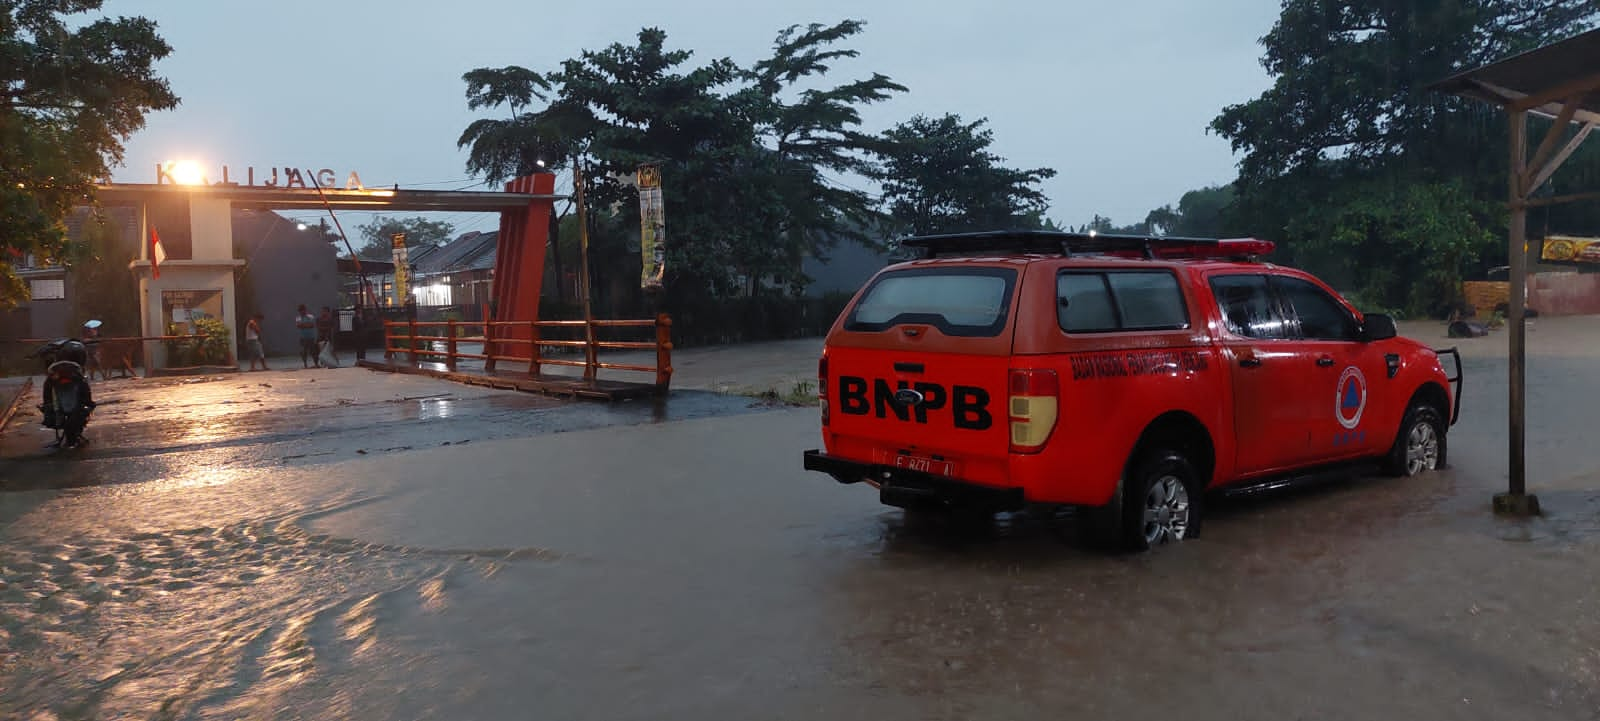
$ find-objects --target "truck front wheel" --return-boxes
[1385,403,1446,477]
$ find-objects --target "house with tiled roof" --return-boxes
[408,230,500,309]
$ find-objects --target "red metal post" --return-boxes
[408,319,418,366]
[655,313,673,388]
[446,319,458,372]
[491,173,556,354]
[483,320,497,373]
[481,303,496,373]
[527,320,540,378]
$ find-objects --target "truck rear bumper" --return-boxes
[802,449,1026,512]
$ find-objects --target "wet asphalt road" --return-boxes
[2,328,1599,721]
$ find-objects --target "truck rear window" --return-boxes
[1059,270,1189,333]
[845,267,1015,337]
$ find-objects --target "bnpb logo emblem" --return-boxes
[1336,366,1367,429]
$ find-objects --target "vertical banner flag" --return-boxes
[149,226,167,279]
[391,232,410,305]
[637,164,666,290]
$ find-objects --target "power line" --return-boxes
[389,177,479,187]
[820,171,884,201]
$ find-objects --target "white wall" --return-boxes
[139,263,240,367]
[190,197,233,260]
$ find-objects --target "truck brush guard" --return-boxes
[1434,347,1464,426]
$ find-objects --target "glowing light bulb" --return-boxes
[166,160,206,185]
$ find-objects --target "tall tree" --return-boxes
[1210,0,1597,314]
[458,65,575,298]
[356,216,456,260]
[737,21,906,293]
[68,210,139,335]
[461,29,745,298]
[1141,184,1236,237]
[0,0,178,306]
[458,20,906,299]
[873,114,1056,237]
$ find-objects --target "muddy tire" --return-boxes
[1384,403,1446,477]
[1085,449,1202,552]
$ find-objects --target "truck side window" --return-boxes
[1058,270,1187,333]
[1108,272,1187,329]
[1210,275,1288,339]
[1272,276,1361,341]
[1059,273,1119,331]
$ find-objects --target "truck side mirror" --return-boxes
[1362,313,1398,341]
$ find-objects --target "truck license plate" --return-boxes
[894,454,954,477]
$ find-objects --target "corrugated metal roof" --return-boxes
[1433,28,1600,124]
[414,231,499,275]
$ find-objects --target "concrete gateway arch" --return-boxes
[92,173,562,369]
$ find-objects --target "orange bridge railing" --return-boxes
[381,315,673,389]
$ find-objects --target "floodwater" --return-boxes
[2,324,1599,720]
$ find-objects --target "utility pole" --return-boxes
[574,161,598,381]
[1495,108,1540,516]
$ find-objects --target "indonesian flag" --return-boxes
[150,226,167,278]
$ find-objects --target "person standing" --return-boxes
[316,306,339,368]
[82,319,104,380]
[295,304,317,368]
[246,313,269,371]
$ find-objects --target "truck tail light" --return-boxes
[1008,368,1059,454]
[818,353,830,426]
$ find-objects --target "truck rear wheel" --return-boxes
[1085,449,1202,552]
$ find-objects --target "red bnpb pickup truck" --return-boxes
[802,231,1462,551]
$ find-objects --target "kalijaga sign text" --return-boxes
[156,163,365,190]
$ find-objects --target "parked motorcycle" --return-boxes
[30,338,97,449]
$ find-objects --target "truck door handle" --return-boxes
[1239,357,1262,368]
[1316,356,1335,367]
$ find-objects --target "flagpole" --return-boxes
[138,202,152,376]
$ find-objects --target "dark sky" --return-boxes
[106,0,1279,235]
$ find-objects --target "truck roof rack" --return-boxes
[899,230,1275,261]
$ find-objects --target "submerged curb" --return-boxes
[0,378,34,437]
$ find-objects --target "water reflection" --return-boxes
[0,509,484,718]
[814,465,1600,717]
[417,398,456,422]
[175,416,232,445]
[148,460,253,492]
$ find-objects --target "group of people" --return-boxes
[243,305,340,371]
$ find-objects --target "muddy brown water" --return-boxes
[2,325,1599,720]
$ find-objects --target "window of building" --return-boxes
[29,279,65,301]
[412,283,453,307]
